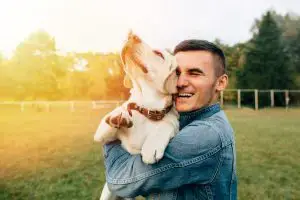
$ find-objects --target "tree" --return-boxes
[271,12,300,87]
[0,53,15,100]
[10,30,65,100]
[214,39,247,89]
[104,55,130,100]
[251,11,300,86]
[79,52,108,100]
[237,11,295,107]
[0,52,6,99]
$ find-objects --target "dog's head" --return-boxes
[121,31,177,95]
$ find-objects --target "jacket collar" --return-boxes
[179,103,221,130]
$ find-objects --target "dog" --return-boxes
[94,32,179,200]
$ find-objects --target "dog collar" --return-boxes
[127,102,173,121]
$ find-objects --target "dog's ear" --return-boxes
[164,71,177,94]
[123,74,133,88]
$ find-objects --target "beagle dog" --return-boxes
[94,32,179,200]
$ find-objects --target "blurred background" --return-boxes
[0,0,300,104]
[1,0,300,199]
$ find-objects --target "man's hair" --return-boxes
[174,40,226,77]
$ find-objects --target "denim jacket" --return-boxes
[103,103,237,200]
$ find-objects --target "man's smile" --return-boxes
[175,92,195,99]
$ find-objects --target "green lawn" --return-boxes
[1,104,300,200]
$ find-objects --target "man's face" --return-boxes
[174,50,219,112]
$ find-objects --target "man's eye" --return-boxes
[189,72,200,76]
[176,70,181,76]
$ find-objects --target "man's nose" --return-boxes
[177,74,188,88]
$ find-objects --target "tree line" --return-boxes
[0,10,299,106]
[217,10,300,107]
[0,31,129,101]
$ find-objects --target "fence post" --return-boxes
[45,102,50,112]
[270,89,274,107]
[70,101,75,112]
[255,89,258,110]
[285,90,290,111]
[21,102,24,112]
[220,91,224,108]
[237,89,241,108]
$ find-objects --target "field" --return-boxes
[1,103,300,200]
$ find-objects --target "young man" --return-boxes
[103,40,237,200]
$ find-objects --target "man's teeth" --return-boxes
[178,93,193,97]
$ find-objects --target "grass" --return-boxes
[227,108,300,200]
[1,103,300,200]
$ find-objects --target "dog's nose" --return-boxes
[128,31,141,43]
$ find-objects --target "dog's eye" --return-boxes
[153,50,164,60]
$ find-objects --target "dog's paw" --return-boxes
[141,142,165,164]
[94,119,118,144]
[105,108,133,129]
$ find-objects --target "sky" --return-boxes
[0,0,300,57]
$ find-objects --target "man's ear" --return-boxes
[215,74,228,92]
[123,74,133,88]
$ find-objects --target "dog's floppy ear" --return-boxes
[123,74,133,88]
[164,71,177,94]
[163,51,177,94]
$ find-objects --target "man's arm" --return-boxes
[104,122,224,198]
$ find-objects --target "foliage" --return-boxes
[1,10,300,101]
[214,39,247,90]
[250,10,300,85]
[236,11,295,107]
[0,31,129,101]
[8,30,62,100]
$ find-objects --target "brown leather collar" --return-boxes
[127,102,173,121]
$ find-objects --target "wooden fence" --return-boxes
[0,100,123,112]
[0,89,300,111]
[220,89,300,110]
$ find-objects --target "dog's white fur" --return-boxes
[94,33,179,200]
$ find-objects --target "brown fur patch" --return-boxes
[105,113,133,128]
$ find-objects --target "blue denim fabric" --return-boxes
[104,103,237,200]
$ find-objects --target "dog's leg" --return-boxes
[141,124,176,164]
[100,183,117,200]
[100,183,135,200]
[94,115,119,144]
[94,106,132,144]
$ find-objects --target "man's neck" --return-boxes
[179,103,221,130]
